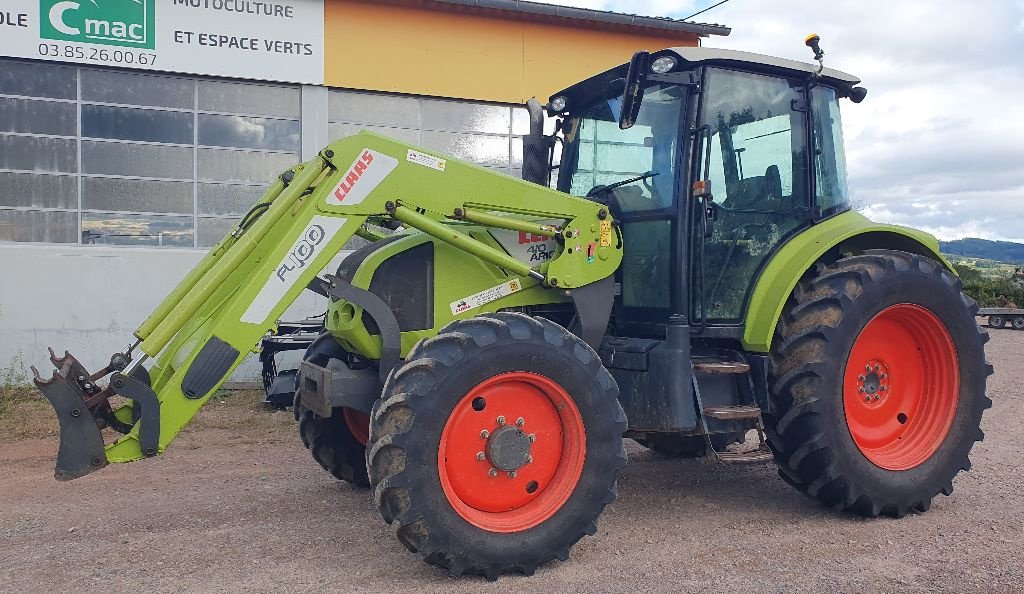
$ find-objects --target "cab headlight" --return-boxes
[651,55,678,74]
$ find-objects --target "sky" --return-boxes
[534,0,1024,243]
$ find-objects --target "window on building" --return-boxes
[0,58,300,247]
[326,88,528,248]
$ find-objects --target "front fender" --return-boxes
[742,210,951,352]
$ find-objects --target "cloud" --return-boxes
[533,0,1024,242]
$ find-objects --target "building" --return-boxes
[0,0,729,379]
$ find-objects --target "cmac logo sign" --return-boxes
[326,149,399,207]
[276,224,325,282]
[40,0,156,49]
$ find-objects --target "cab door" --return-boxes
[559,82,690,336]
[691,68,812,324]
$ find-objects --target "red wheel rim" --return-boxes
[437,372,586,533]
[843,304,959,471]
[343,407,371,446]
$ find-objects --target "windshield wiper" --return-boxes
[586,171,658,198]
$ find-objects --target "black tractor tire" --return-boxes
[634,432,745,457]
[367,312,627,579]
[988,315,1005,329]
[766,250,992,517]
[294,334,371,488]
[1012,316,1024,330]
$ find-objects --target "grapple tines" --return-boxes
[31,349,108,481]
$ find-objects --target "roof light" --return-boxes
[651,56,677,74]
[548,96,568,113]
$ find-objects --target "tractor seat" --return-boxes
[725,165,783,209]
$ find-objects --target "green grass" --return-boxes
[0,387,54,442]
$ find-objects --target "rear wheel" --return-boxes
[294,334,371,487]
[988,315,1005,329]
[767,250,991,517]
[1012,316,1024,330]
[368,313,626,579]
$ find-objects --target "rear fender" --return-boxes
[742,210,950,352]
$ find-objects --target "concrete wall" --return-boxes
[0,243,342,384]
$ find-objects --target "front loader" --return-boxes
[35,40,991,579]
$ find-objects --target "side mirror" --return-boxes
[618,51,650,130]
[849,86,868,103]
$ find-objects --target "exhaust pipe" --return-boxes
[522,98,552,187]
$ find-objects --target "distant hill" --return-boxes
[940,238,1024,265]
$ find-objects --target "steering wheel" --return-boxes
[641,172,664,205]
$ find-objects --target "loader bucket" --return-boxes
[32,350,108,481]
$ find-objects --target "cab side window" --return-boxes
[811,86,851,217]
[695,68,809,321]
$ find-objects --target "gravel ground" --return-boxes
[1,325,1021,593]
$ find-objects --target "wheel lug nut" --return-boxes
[874,395,881,401]
[864,396,871,402]
[516,417,525,427]
[858,375,866,381]
[528,434,536,442]
[508,471,517,479]
[527,455,533,464]
[858,387,865,393]
[488,468,498,478]
[879,385,887,392]
[865,365,871,372]
[480,429,490,439]
[476,451,485,461]
[497,416,506,426]
[874,364,880,371]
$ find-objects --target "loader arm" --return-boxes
[32,132,623,480]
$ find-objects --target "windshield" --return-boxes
[558,83,686,214]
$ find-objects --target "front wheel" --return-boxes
[767,250,992,517]
[293,334,371,487]
[988,315,1005,329]
[367,313,626,579]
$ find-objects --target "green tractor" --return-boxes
[35,40,991,580]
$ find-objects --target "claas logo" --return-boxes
[518,231,550,245]
[517,225,556,245]
[333,151,375,203]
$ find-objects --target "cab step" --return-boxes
[689,359,774,465]
[703,404,761,420]
[716,449,774,464]
[693,360,750,375]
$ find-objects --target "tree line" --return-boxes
[952,263,1024,309]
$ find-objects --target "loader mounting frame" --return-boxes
[34,132,624,480]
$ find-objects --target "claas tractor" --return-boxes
[34,40,991,579]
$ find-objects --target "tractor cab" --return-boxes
[544,46,867,338]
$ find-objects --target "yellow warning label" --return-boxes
[599,220,612,247]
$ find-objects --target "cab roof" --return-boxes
[666,47,860,85]
[551,46,862,109]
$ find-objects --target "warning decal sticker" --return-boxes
[450,278,523,315]
[407,149,447,172]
